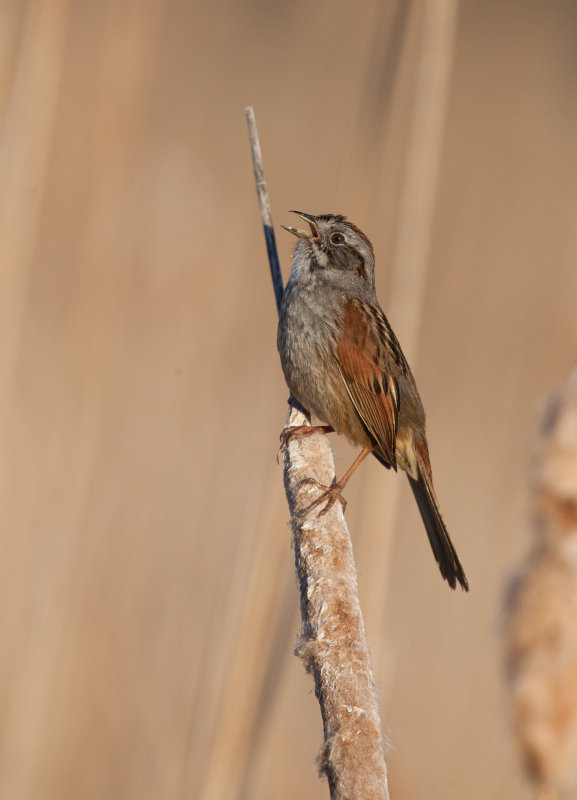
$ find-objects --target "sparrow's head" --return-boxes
[282,212,375,290]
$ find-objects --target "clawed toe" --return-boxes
[278,426,307,461]
[296,478,347,516]
[277,425,335,463]
[280,424,334,447]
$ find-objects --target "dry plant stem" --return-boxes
[244,106,284,314]
[505,363,577,798]
[246,107,388,799]
[283,404,389,800]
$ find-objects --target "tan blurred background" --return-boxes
[1,1,577,798]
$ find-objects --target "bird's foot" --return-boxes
[277,425,334,462]
[296,477,347,516]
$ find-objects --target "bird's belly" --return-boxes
[280,325,372,449]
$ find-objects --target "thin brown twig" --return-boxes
[245,106,389,800]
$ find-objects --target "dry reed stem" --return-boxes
[245,107,389,799]
[282,404,389,800]
[244,106,284,315]
[505,363,577,799]
[388,0,460,356]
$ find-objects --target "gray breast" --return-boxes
[277,281,343,424]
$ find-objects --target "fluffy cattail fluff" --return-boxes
[505,364,577,800]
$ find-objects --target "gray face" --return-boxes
[284,212,376,290]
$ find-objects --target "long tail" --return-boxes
[407,442,468,591]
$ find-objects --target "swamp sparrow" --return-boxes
[277,212,468,591]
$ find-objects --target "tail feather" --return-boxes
[407,470,468,591]
[374,433,468,590]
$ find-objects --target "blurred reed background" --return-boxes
[1,1,577,798]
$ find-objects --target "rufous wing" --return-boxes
[337,300,400,469]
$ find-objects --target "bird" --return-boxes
[277,211,468,591]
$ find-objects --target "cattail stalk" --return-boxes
[505,363,577,799]
[245,107,389,800]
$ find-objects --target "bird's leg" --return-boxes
[335,446,372,491]
[278,425,334,461]
[300,447,372,516]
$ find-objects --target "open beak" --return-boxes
[281,211,319,241]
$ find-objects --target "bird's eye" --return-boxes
[330,232,345,245]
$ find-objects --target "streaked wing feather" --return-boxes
[337,300,400,468]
